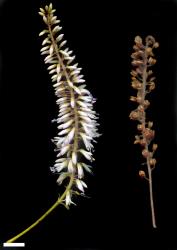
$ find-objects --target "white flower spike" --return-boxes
[39,3,100,206]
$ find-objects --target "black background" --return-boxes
[0,0,177,249]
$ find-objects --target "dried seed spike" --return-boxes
[130,35,159,228]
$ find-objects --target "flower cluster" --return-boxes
[39,4,100,206]
[129,35,159,175]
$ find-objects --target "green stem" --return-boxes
[6,175,74,243]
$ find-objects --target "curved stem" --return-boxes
[6,175,74,243]
[147,158,157,228]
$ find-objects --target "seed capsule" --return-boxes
[139,170,146,178]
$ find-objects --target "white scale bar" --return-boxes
[3,243,25,247]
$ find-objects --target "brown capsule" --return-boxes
[136,96,142,103]
[143,100,150,108]
[139,139,146,147]
[131,82,142,90]
[142,149,150,158]
[148,57,156,65]
[131,52,139,59]
[132,60,144,66]
[146,47,152,55]
[149,158,156,166]
[139,170,146,178]
[149,76,156,82]
[135,36,142,44]
[137,105,144,112]
[132,76,137,80]
[152,143,158,151]
[136,67,143,75]
[149,82,155,91]
[133,45,139,51]
[130,96,137,102]
[143,128,155,140]
[134,135,141,144]
[129,111,139,120]
[137,124,144,131]
[148,121,153,128]
[145,36,155,46]
[134,139,140,144]
[132,51,144,58]
[131,70,137,77]
[153,42,159,48]
[147,70,153,76]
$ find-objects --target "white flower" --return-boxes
[59,145,70,156]
[75,179,84,192]
[58,128,70,136]
[56,173,69,185]
[72,152,77,165]
[58,119,73,129]
[64,127,75,144]
[82,163,93,174]
[79,149,92,160]
[77,163,84,179]
[65,191,72,206]
[80,132,92,150]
